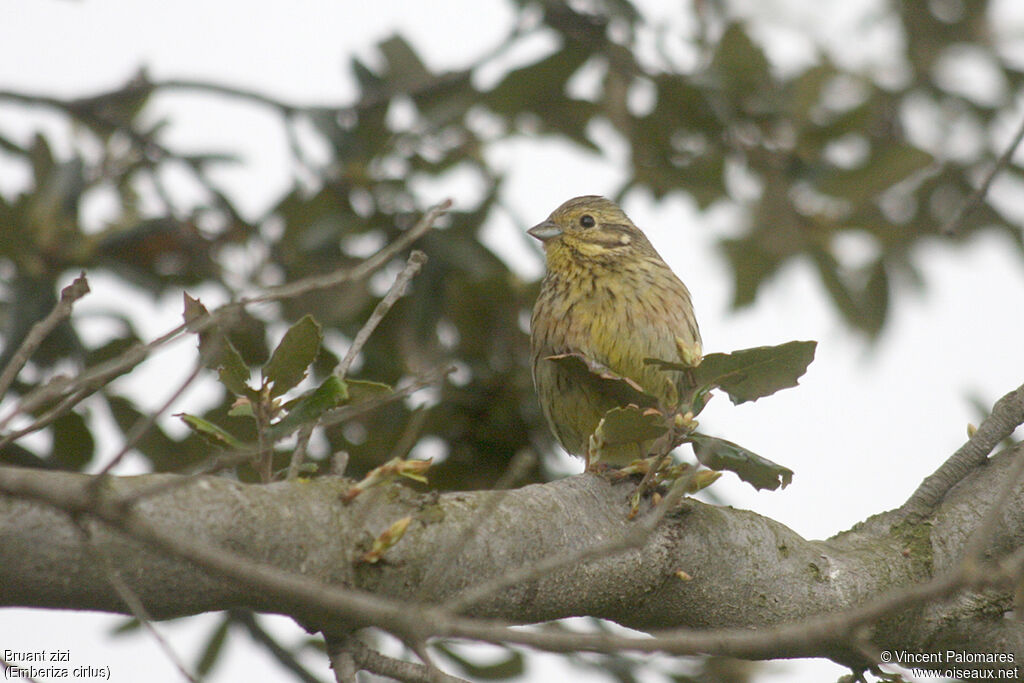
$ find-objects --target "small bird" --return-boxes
[529,196,702,466]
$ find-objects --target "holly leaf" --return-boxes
[591,405,669,463]
[688,432,793,491]
[269,375,349,440]
[546,352,658,409]
[262,315,322,397]
[344,379,394,403]
[650,340,816,406]
[183,293,252,396]
[177,413,243,450]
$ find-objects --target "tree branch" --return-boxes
[899,381,1024,523]
[2,443,1022,672]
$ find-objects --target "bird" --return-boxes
[529,195,702,467]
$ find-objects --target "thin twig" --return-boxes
[110,366,452,508]
[248,203,447,307]
[0,203,449,442]
[900,381,1024,523]
[92,357,207,479]
[0,273,90,400]
[386,406,430,462]
[941,112,1024,235]
[335,250,428,378]
[324,633,358,683]
[287,423,316,481]
[82,525,199,683]
[347,638,469,683]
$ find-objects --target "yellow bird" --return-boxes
[529,195,702,466]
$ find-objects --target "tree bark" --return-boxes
[1,444,1022,671]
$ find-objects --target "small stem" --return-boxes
[0,273,90,400]
[335,250,428,379]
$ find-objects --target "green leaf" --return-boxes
[195,615,231,677]
[344,378,394,403]
[183,293,252,395]
[182,292,209,330]
[217,350,252,397]
[177,413,243,450]
[379,35,433,91]
[818,143,934,203]
[546,352,659,409]
[711,24,771,98]
[51,410,95,470]
[650,340,817,406]
[262,314,322,397]
[268,375,349,440]
[593,406,668,451]
[688,433,793,491]
[434,642,525,680]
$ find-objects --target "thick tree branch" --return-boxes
[2,444,1022,671]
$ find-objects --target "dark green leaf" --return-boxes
[262,315,322,397]
[818,143,933,203]
[434,642,525,680]
[195,615,231,677]
[593,406,668,449]
[183,293,253,395]
[651,341,817,406]
[379,35,433,90]
[269,375,349,440]
[50,410,94,470]
[546,352,658,408]
[105,394,203,472]
[217,347,252,397]
[688,433,793,491]
[710,24,771,98]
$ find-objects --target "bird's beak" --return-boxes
[527,220,562,242]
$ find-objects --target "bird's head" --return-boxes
[528,196,653,261]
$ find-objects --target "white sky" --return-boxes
[2,1,1024,682]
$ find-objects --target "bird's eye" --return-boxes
[579,214,596,228]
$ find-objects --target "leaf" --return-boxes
[546,352,658,409]
[177,413,243,450]
[268,375,349,440]
[182,292,209,330]
[262,315,322,397]
[590,406,669,464]
[51,410,95,470]
[183,293,252,395]
[710,23,772,99]
[344,379,393,403]
[434,643,525,680]
[217,353,252,397]
[650,340,817,406]
[818,143,934,203]
[688,433,793,491]
[195,615,231,677]
[592,406,668,450]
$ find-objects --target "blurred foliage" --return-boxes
[2,0,1019,477]
[1,1,1023,681]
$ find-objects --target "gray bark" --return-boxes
[1,444,1022,671]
